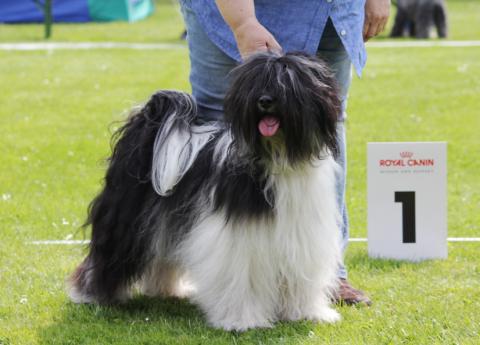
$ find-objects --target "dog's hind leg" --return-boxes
[139,260,194,298]
[67,255,133,304]
[68,91,194,304]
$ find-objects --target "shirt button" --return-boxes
[340,29,347,36]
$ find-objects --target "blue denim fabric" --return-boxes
[180,0,366,76]
[181,4,353,279]
[317,22,352,279]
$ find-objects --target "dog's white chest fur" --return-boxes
[175,158,342,330]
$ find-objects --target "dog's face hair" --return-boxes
[224,52,341,166]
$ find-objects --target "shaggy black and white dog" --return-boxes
[68,52,343,331]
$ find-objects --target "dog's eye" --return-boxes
[282,64,287,71]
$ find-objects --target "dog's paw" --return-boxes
[306,307,341,324]
[139,278,195,299]
[66,284,95,304]
[174,279,196,298]
[211,318,273,332]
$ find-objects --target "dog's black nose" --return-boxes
[257,95,275,113]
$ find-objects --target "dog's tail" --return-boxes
[68,91,214,304]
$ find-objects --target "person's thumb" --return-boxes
[266,35,282,53]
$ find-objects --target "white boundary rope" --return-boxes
[367,40,480,48]
[29,240,90,245]
[28,238,480,245]
[1,41,480,51]
[0,42,186,51]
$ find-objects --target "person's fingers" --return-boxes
[363,0,391,41]
[380,17,389,34]
[364,16,389,41]
[266,35,282,53]
[241,40,269,59]
[378,17,389,37]
[363,20,371,41]
[255,42,269,52]
[366,21,380,41]
[378,18,387,34]
[234,20,282,59]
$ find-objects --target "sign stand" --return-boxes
[367,142,447,261]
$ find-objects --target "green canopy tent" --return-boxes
[0,0,154,23]
[88,0,154,22]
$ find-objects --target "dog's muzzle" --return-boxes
[257,95,281,137]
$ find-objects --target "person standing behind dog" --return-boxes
[179,0,390,305]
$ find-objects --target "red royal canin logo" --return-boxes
[399,151,413,158]
[379,151,434,167]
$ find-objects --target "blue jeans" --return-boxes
[181,5,352,279]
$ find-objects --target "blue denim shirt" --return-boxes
[186,0,367,75]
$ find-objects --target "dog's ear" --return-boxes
[312,75,341,159]
[291,53,342,158]
[126,91,217,197]
[223,53,272,151]
[151,114,217,196]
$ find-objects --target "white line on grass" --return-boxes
[2,41,480,51]
[447,237,480,242]
[30,240,90,245]
[367,40,480,48]
[27,238,480,245]
[0,42,186,51]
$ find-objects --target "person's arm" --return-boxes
[215,0,281,59]
[363,0,391,41]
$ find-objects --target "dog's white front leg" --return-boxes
[180,214,278,331]
[197,280,275,331]
[296,285,341,323]
[279,269,340,324]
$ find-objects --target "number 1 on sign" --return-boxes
[395,191,416,243]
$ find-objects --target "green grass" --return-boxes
[1,244,479,345]
[1,1,480,344]
[348,46,480,238]
[0,0,480,42]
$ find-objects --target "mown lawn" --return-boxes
[1,1,479,344]
[0,0,479,42]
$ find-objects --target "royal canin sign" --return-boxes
[379,151,435,167]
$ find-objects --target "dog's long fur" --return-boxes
[68,52,343,330]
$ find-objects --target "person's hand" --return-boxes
[363,0,391,41]
[232,17,282,59]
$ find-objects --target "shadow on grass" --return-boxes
[346,249,424,274]
[38,296,317,345]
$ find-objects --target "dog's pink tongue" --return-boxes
[258,117,280,137]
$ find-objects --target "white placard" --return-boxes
[367,142,447,261]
